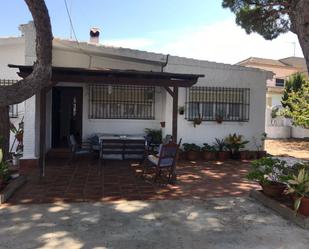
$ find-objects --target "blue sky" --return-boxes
[0,0,231,39]
[0,0,303,63]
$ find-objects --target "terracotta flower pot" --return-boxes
[260,182,286,197]
[257,150,267,159]
[202,151,216,161]
[160,121,165,128]
[217,151,230,161]
[292,196,309,216]
[239,150,249,160]
[187,151,200,161]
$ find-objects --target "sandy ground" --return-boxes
[265,139,309,160]
[0,198,308,249]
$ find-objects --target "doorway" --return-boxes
[52,87,83,148]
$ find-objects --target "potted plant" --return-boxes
[252,132,267,158]
[225,133,249,160]
[145,128,162,145]
[247,157,287,197]
[10,121,24,152]
[178,106,185,115]
[284,167,309,216]
[215,109,224,124]
[183,143,201,161]
[201,143,216,161]
[160,121,166,128]
[193,114,202,127]
[213,138,230,161]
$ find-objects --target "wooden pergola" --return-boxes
[10,64,203,177]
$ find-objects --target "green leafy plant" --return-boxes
[0,148,9,182]
[281,80,309,128]
[183,143,201,152]
[144,128,162,144]
[285,168,309,212]
[213,138,227,152]
[246,157,287,185]
[225,133,249,154]
[202,143,216,152]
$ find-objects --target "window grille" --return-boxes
[185,87,250,122]
[89,84,155,119]
[0,79,19,118]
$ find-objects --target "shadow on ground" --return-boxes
[0,197,308,249]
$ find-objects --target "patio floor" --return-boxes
[7,158,258,204]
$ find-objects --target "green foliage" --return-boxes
[284,168,309,212]
[222,0,290,40]
[144,128,162,144]
[246,157,287,185]
[282,73,306,109]
[213,138,227,152]
[271,106,279,119]
[202,143,216,152]
[225,133,249,154]
[281,80,309,128]
[183,143,201,152]
[0,149,9,181]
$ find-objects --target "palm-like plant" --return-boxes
[213,138,226,152]
[285,168,309,212]
[225,133,249,154]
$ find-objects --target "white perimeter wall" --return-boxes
[162,56,268,150]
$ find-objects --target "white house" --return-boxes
[0,22,272,165]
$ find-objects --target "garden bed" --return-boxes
[250,190,309,229]
[0,176,27,204]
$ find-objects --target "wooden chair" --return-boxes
[67,134,93,163]
[142,140,180,183]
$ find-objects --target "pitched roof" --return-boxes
[236,57,288,67]
[279,57,307,70]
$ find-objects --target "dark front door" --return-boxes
[52,87,83,148]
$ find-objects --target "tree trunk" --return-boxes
[0,0,52,158]
[0,106,10,159]
[291,0,309,73]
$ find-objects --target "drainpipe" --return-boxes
[161,54,170,72]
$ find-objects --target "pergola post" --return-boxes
[172,87,178,143]
[38,87,46,178]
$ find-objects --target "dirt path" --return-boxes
[265,139,309,160]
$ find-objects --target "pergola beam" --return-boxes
[38,87,47,178]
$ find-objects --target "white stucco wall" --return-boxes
[45,83,163,150]
[7,21,271,158]
[163,56,269,150]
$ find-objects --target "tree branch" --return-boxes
[0,0,52,106]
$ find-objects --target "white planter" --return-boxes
[266,126,291,139]
[291,127,309,139]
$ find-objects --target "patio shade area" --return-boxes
[7,159,258,204]
[9,64,204,177]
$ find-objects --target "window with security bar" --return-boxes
[0,79,19,118]
[89,84,155,119]
[185,87,250,122]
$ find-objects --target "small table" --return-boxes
[99,135,145,160]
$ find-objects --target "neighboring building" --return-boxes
[237,57,308,138]
[0,22,272,163]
